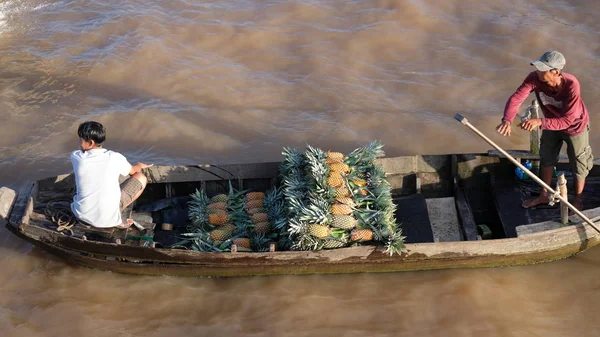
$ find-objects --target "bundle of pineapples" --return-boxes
[280,141,404,255]
[244,188,288,251]
[181,182,286,252]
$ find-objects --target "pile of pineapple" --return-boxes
[280,141,404,255]
[180,141,404,255]
[182,183,286,252]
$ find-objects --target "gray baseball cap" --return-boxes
[530,51,566,71]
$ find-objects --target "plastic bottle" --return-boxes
[528,99,540,118]
[515,160,533,180]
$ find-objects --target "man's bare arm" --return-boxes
[129,162,153,175]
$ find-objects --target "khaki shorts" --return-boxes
[120,177,143,210]
[540,125,594,181]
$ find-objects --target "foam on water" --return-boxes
[0,0,54,32]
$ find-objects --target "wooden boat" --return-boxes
[2,150,600,277]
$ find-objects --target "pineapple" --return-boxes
[326,157,341,165]
[246,192,265,200]
[245,199,263,210]
[210,228,233,242]
[335,197,355,207]
[322,239,347,249]
[351,229,374,242]
[331,215,358,229]
[254,221,271,233]
[207,202,227,210]
[207,208,227,215]
[234,246,253,252]
[208,212,229,225]
[220,223,237,234]
[334,187,351,198]
[327,151,344,161]
[308,224,330,238]
[247,207,265,215]
[232,237,251,249]
[329,162,350,174]
[327,172,344,187]
[251,212,269,224]
[210,194,228,203]
[331,203,353,215]
[345,141,385,167]
[298,199,330,225]
[352,179,367,187]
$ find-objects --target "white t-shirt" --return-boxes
[70,149,132,228]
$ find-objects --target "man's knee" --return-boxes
[132,172,148,188]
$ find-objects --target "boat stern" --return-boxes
[0,186,17,229]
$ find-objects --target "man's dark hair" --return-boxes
[78,121,106,145]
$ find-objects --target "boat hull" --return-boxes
[7,218,599,277]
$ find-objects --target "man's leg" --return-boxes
[127,172,147,207]
[116,173,148,228]
[522,130,562,208]
[120,172,148,210]
[573,178,585,210]
[566,126,593,211]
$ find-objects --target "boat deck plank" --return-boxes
[394,194,434,243]
[455,188,479,241]
[426,197,462,242]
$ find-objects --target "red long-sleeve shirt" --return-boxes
[502,72,589,136]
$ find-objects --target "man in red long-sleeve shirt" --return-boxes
[496,50,594,209]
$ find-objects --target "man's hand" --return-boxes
[519,118,542,131]
[137,162,153,170]
[496,120,512,137]
[130,162,153,175]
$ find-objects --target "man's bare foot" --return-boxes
[522,195,550,209]
[117,218,134,229]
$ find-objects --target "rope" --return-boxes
[44,201,78,236]
[549,177,567,206]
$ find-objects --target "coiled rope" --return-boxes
[44,200,78,236]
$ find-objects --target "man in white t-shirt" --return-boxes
[71,121,153,228]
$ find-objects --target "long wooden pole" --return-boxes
[454,114,600,233]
